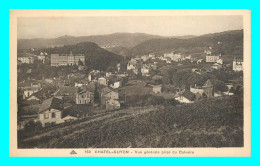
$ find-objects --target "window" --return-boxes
[52,112,56,118]
[44,113,49,119]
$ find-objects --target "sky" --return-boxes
[17,16,243,39]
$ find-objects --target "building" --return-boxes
[151,84,162,94]
[190,57,198,63]
[78,65,85,71]
[233,58,243,72]
[101,87,119,106]
[216,58,223,65]
[37,53,45,63]
[54,86,78,103]
[190,80,214,98]
[38,97,64,127]
[88,74,95,81]
[141,65,150,76]
[101,87,120,110]
[185,55,191,60]
[51,51,85,66]
[197,59,204,64]
[75,87,94,105]
[26,87,55,104]
[191,68,200,73]
[106,72,113,77]
[204,48,212,55]
[202,79,213,98]
[17,53,36,64]
[110,80,122,89]
[98,77,108,86]
[74,79,88,87]
[212,63,222,70]
[190,85,204,95]
[23,87,41,99]
[45,78,54,84]
[175,90,196,104]
[127,59,138,70]
[149,54,156,58]
[141,55,149,61]
[88,70,100,81]
[164,52,183,62]
[62,115,78,122]
[117,63,121,72]
[206,54,222,63]
[106,99,120,110]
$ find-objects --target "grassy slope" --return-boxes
[18,96,243,148]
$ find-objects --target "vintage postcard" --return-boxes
[9,10,251,157]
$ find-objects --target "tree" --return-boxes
[24,120,42,131]
[72,63,78,71]
[78,59,84,66]
[106,65,117,72]
[213,80,228,92]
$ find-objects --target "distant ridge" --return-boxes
[18,33,196,50]
[127,30,243,59]
[18,30,243,61]
[18,33,164,49]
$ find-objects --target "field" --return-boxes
[18,96,243,148]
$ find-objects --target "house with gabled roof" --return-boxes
[175,90,196,103]
[26,87,55,104]
[202,79,214,98]
[106,99,120,110]
[100,86,119,109]
[75,86,94,105]
[38,97,64,127]
[23,87,41,99]
[54,86,77,103]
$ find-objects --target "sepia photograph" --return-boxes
[9,10,251,157]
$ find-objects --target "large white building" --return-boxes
[164,52,183,62]
[17,53,37,64]
[206,54,222,63]
[51,52,85,67]
[233,58,243,72]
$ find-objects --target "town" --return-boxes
[17,45,243,130]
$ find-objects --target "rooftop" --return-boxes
[182,90,196,101]
[39,97,63,113]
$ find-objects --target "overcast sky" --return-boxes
[17,16,243,39]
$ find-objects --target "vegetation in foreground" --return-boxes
[18,96,243,148]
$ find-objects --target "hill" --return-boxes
[39,42,122,71]
[18,33,165,50]
[105,46,131,56]
[128,30,243,59]
[18,33,197,50]
[18,96,243,148]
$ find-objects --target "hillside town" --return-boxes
[17,44,244,130]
